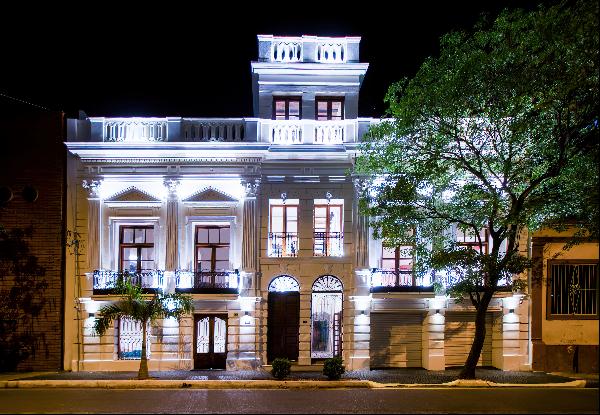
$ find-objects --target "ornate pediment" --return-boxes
[105,186,161,202]
[183,187,238,203]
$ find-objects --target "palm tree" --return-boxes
[93,277,193,379]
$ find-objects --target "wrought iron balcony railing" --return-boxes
[313,231,344,257]
[92,270,164,295]
[268,232,298,257]
[175,270,240,294]
[370,268,434,293]
[436,272,513,291]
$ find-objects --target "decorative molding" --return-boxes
[242,178,261,198]
[163,178,180,199]
[76,157,265,164]
[82,179,103,198]
[182,187,238,203]
[105,186,161,202]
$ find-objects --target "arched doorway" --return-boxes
[311,275,343,359]
[267,275,300,363]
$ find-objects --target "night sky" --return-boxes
[2,1,545,120]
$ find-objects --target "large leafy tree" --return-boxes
[355,0,598,379]
[93,279,193,379]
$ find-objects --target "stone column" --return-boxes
[353,177,369,269]
[241,178,261,289]
[164,178,180,292]
[82,179,102,272]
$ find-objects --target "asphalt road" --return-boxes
[0,388,598,414]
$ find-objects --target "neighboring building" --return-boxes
[0,96,65,371]
[531,228,598,373]
[63,35,532,372]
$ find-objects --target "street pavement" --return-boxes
[0,388,598,413]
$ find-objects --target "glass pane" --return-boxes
[271,206,284,233]
[140,247,154,261]
[215,247,229,261]
[287,219,298,233]
[214,261,229,271]
[197,318,210,354]
[197,228,209,244]
[288,100,300,119]
[381,259,396,269]
[329,206,342,232]
[119,318,145,360]
[311,292,343,358]
[123,247,138,262]
[331,101,343,119]
[140,261,154,272]
[198,260,212,272]
[398,258,413,271]
[122,261,138,273]
[134,228,145,243]
[213,317,226,354]
[145,228,154,243]
[317,101,328,120]
[382,246,396,259]
[314,207,327,231]
[275,100,286,119]
[122,228,134,244]
[219,227,230,244]
[198,247,213,262]
[209,228,220,244]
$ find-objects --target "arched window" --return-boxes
[311,275,343,359]
[268,275,300,292]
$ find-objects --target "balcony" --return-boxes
[313,232,344,257]
[370,269,434,293]
[175,270,240,294]
[92,270,164,295]
[182,119,246,142]
[436,272,513,291]
[266,119,356,145]
[268,232,298,257]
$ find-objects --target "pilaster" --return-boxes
[82,179,102,271]
[164,178,180,292]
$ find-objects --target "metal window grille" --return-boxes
[549,262,598,317]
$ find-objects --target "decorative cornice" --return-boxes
[182,187,238,203]
[105,186,161,202]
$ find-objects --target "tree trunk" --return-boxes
[459,290,494,379]
[138,321,149,380]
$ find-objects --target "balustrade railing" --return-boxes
[314,121,345,144]
[435,272,513,290]
[315,42,346,63]
[268,232,298,257]
[92,270,164,294]
[182,119,245,142]
[175,270,239,293]
[104,119,167,142]
[313,232,344,257]
[370,268,433,293]
[272,41,302,62]
[270,121,303,144]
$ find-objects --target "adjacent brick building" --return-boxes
[0,95,65,371]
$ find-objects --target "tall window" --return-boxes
[195,226,230,272]
[117,317,150,360]
[314,203,343,256]
[379,245,414,287]
[456,227,489,254]
[548,261,598,319]
[315,97,344,120]
[120,226,154,273]
[273,97,301,120]
[269,201,299,257]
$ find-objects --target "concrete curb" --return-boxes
[0,379,587,389]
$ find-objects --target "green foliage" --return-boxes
[0,225,48,371]
[270,357,292,380]
[323,356,345,380]
[354,0,598,378]
[93,278,193,379]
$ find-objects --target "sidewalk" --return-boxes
[0,368,596,389]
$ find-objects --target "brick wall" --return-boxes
[0,98,65,371]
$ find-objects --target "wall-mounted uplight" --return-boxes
[245,311,250,316]
[361,310,365,315]
[435,309,440,314]
[509,309,515,314]
[88,312,95,318]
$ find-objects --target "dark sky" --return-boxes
[2,0,545,119]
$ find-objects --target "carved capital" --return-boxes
[82,179,102,198]
[163,178,180,199]
[242,177,261,198]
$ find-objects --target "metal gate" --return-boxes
[370,313,424,368]
[444,312,493,367]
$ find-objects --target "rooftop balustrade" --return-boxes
[257,35,362,64]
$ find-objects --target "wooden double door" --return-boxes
[267,291,300,363]
[194,314,228,369]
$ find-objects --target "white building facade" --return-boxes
[63,35,531,372]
